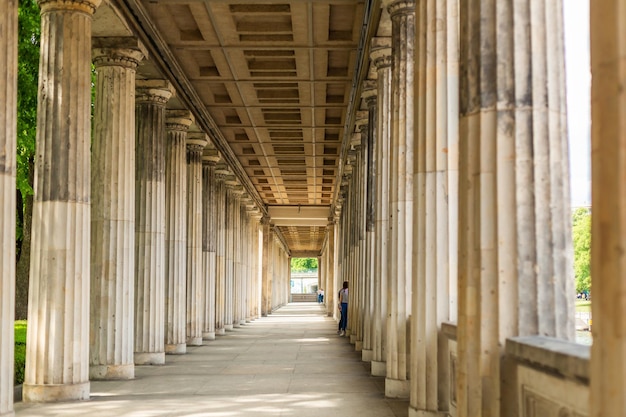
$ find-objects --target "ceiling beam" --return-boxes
[268,206,330,227]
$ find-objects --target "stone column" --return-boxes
[90,38,146,380]
[362,82,377,363]
[134,80,174,365]
[457,1,572,416]
[0,2,17,415]
[325,221,336,317]
[165,110,194,354]
[371,36,392,379]
[223,178,237,330]
[261,218,272,316]
[385,0,415,399]
[409,0,459,414]
[202,147,220,340]
[214,167,228,334]
[24,0,101,402]
[590,2,626,416]
[186,132,207,346]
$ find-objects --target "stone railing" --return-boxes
[441,322,458,417]
[440,324,589,417]
[505,336,589,417]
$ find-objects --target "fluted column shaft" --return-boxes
[409,0,459,414]
[90,40,145,380]
[186,133,206,346]
[24,0,100,402]
[261,219,272,316]
[457,1,571,415]
[215,173,227,334]
[0,2,17,415]
[362,86,377,363]
[165,110,194,354]
[325,222,336,317]
[385,0,415,399]
[224,185,235,330]
[590,2,626,416]
[202,152,219,340]
[134,80,173,365]
[371,38,392,378]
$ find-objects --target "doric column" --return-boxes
[24,0,101,402]
[214,166,228,334]
[457,1,572,415]
[409,0,459,414]
[325,221,336,317]
[261,218,272,316]
[371,38,391,376]
[0,2,17,415]
[590,2,626,416]
[186,132,207,346]
[134,80,174,365]
[165,109,194,354]
[223,177,238,330]
[90,38,146,380]
[202,147,220,340]
[362,81,377,363]
[385,0,415,399]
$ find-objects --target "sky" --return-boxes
[563,0,591,208]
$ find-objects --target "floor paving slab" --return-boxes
[14,303,408,417]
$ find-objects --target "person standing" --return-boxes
[318,288,324,303]
[338,281,348,336]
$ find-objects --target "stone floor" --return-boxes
[14,303,409,416]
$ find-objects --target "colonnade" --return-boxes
[0,1,290,413]
[3,0,626,416]
[330,1,610,417]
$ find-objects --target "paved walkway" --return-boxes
[15,303,409,417]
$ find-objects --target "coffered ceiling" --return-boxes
[109,0,380,254]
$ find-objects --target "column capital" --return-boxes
[136,79,175,105]
[187,132,208,152]
[362,80,377,103]
[166,109,194,132]
[202,148,221,166]
[92,37,147,69]
[38,0,101,15]
[386,0,415,17]
[370,37,392,70]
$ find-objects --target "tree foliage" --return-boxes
[572,207,591,294]
[16,0,39,240]
[15,0,40,319]
[290,257,318,272]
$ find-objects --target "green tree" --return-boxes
[15,0,40,319]
[290,257,318,272]
[572,207,591,294]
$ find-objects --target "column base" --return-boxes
[327,312,333,317]
[349,334,357,344]
[355,340,362,351]
[245,317,252,323]
[134,352,165,365]
[23,381,90,403]
[224,324,234,331]
[216,328,226,335]
[233,322,241,328]
[408,407,444,417]
[385,377,410,399]
[203,332,216,340]
[165,343,186,354]
[371,360,386,376]
[239,320,246,326]
[0,411,15,417]
[362,349,373,362]
[187,337,203,346]
[89,364,134,380]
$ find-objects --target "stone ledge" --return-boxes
[506,336,590,384]
[441,321,457,340]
